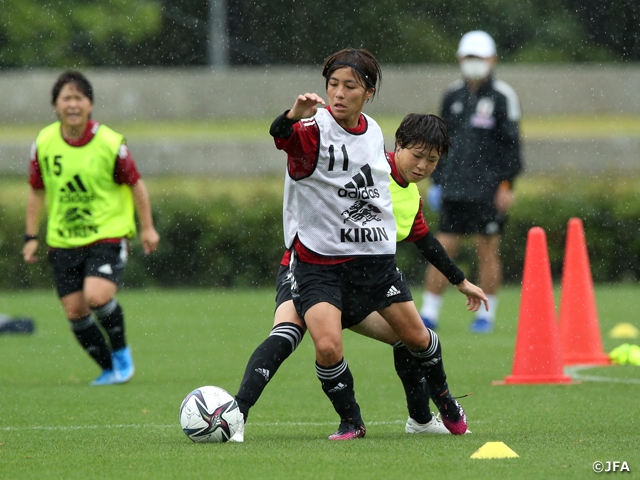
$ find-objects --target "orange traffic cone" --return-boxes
[502,227,572,384]
[559,218,610,366]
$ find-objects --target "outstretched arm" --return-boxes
[270,92,325,139]
[286,93,326,121]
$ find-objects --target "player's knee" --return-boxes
[84,290,114,309]
[313,336,342,363]
[400,328,431,351]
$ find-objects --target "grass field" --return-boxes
[1,285,639,479]
[2,114,640,142]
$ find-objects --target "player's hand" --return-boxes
[140,227,160,254]
[494,186,514,213]
[455,279,488,312]
[427,184,442,213]
[287,93,326,121]
[22,239,39,263]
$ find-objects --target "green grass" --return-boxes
[1,286,639,479]
[3,114,640,142]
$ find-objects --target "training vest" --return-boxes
[36,122,136,248]
[283,108,396,256]
[390,179,421,242]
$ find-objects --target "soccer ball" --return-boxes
[179,386,243,443]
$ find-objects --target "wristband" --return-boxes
[24,234,38,243]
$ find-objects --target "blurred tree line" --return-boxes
[1,0,638,68]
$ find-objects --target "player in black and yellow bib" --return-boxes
[23,71,160,386]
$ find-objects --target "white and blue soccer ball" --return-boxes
[179,386,242,443]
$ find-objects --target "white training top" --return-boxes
[283,108,396,257]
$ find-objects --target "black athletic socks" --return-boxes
[70,314,112,370]
[92,299,126,351]
[316,358,361,421]
[408,329,449,396]
[393,342,432,424]
[235,322,304,421]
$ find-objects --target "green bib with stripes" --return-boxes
[36,122,136,248]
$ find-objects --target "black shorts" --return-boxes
[274,265,365,329]
[439,200,506,235]
[275,265,294,310]
[289,254,413,329]
[48,240,128,298]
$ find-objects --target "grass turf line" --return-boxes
[2,114,640,142]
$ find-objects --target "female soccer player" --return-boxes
[233,113,487,442]
[23,71,160,385]
[267,48,484,439]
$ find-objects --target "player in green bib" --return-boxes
[23,71,160,386]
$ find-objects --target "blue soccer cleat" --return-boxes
[111,346,135,383]
[470,318,493,333]
[90,369,119,386]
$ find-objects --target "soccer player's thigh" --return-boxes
[348,257,428,348]
[471,203,502,263]
[474,234,501,262]
[378,302,430,349]
[273,265,305,330]
[84,243,124,306]
[436,201,472,253]
[291,262,343,361]
[49,248,90,319]
[349,312,399,344]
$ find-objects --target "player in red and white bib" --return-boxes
[233,113,488,442]
[261,49,482,440]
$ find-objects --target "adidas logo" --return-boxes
[98,264,113,275]
[328,382,347,393]
[61,174,88,193]
[386,285,401,297]
[338,164,380,200]
[421,358,441,367]
[255,368,270,382]
[59,174,94,203]
[344,164,373,189]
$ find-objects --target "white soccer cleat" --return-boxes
[405,414,471,434]
[229,417,244,443]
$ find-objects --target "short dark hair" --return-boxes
[395,113,450,157]
[51,71,93,105]
[322,48,382,100]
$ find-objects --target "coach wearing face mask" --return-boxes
[419,30,523,334]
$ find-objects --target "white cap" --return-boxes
[456,30,497,58]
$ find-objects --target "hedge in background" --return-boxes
[416,176,640,286]
[1,176,639,290]
[0,190,285,291]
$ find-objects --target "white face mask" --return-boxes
[460,58,492,80]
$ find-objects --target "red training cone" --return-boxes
[502,227,572,384]
[558,218,610,366]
